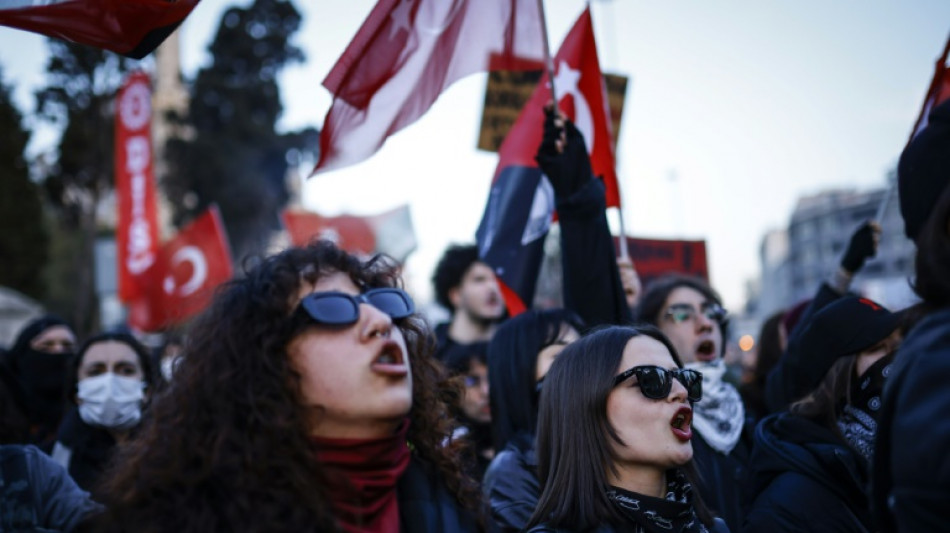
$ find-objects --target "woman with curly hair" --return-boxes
[84,241,480,532]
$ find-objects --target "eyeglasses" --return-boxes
[613,365,703,402]
[297,288,415,326]
[663,302,727,324]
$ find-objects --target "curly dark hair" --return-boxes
[87,241,478,532]
[432,244,481,312]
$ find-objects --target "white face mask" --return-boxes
[160,355,182,383]
[77,373,145,430]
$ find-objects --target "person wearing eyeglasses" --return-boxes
[83,241,480,533]
[744,296,901,533]
[0,315,77,450]
[637,275,750,532]
[525,325,727,533]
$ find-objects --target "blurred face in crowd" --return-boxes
[657,286,724,365]
[461,359,491,424]
[607,336,694,482]
[77,341,145,385]
[288,271,412,439]
[450,262,504,322]
[30,325,77,354]
[855,329,902,378]
[535,323,581,381]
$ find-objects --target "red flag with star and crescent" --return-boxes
[313,0,546,174]
[128,206,234,331]
[476,7,618,314]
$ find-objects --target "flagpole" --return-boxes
[537,0,558,103]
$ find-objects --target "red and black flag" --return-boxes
[476,7,617,315]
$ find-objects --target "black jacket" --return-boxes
[482,434,538,533]
[51,408,118,492]
[765,283,844,413]
[528,517,730,532]
[690,423,753,533]
[397,456,480,533]
[557,178,633,329]
[871,307,950,532]
[744,413,872,533]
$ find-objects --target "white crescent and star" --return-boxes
[552,61,595,154]
[163,246,208,297]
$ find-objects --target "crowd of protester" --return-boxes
[1,98,948,532]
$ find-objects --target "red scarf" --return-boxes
[311,420,411,533]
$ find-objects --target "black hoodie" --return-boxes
[743,412,872,532]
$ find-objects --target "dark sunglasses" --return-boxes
[613,365,703,402]
[663,302,727,324]
[298,288,415,326]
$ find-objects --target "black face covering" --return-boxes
[851,351,896,421]
[838,352,896,461]
[11,348,73,423]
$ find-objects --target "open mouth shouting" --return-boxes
[371,340,408,377]
[670,406,693,442]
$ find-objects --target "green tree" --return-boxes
[164,0,316,260]
[0,66,48,299]
[34,40,134,335]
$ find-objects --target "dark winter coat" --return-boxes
[483,433,539,533]
[744,413,872,532]
[690,422,754,533]
[871,307,950,532]
[398,455,480,533]
[51,408,118,492]
[0,444,102,532]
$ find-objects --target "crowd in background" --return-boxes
[1,98,948,532]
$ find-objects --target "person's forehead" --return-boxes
[82,341,139,365]
[664,286,712,307]
[621,336,675,368]
[293,270,359,307]
[463,262,494,279]
[34,325,75,342]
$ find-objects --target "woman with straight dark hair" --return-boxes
[52,331,155,491]
[527,325,723,533]
[83,241,480,532]
[483,308,585,532]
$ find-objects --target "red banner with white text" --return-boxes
[115,71,161,304]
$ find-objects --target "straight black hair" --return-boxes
[527,325,713,530]
[487,308,584,452]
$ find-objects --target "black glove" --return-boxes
[534,107,593,198]
[840,221,878,274]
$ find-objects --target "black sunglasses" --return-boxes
[663,302,727,324]
[298,288,415,326]
[613,365,703,402]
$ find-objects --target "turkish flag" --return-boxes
[281,205,418,264]
[476,7,617,314]
[128,206,234,331]
[0,0,199,59]
[313,0,545,174]
[909,36,950,143]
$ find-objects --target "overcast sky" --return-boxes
[1,1,949,310]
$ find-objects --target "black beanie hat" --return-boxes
[797,296,901,390]
[898,98,950,240]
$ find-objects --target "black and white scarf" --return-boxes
[838,352,894,461]
[685,360,745,454]
[607,470,709,533]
